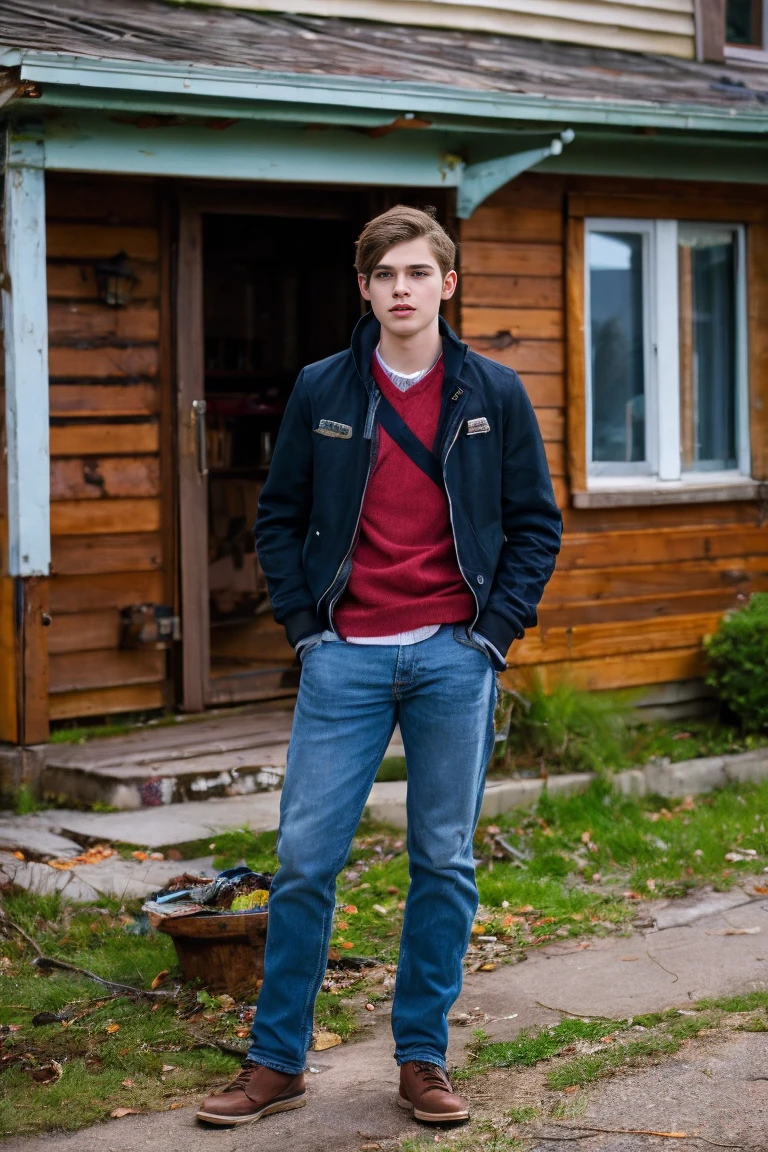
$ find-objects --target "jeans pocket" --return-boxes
[451,624,493,666]
[298,635,324,663]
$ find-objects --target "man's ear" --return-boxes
[358,273,372,301]
[441,270,458,300]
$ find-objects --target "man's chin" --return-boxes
[376,312,438,339]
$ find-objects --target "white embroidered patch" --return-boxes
[467,417,490,436]
[315,419,353,439]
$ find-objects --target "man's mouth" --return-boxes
[390,305,415,313]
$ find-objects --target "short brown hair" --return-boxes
[355,205,456,283]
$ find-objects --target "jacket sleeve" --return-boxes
[254,371,322,647]
[474,378,562,663]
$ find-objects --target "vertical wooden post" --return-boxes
[2,128,51,743]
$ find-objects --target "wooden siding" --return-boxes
[461,172,768,697]
[46,173,168,722]
[198,0,696,57]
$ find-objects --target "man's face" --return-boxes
[358,237,457,339]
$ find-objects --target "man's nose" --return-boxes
[392,274,410,295]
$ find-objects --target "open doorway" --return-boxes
[176,186,455,711]
[202,212,361,689]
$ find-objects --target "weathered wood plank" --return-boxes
[565,214,587,494]
[49,649,165,694]
[462,308,563,341]
[47,263,159,301]
[48,301,160,343]
[50,456,161,502]
[461,274,561,309]
[50,571,164,614]
[0,576,18,743]
[536,408,564,443]
[545,555,768,603]
[47,611,121,656]
[486,174,566,212]
[50,422,160,457]
[49,683,165,720]
[50,384,160,419]
[461,241,562,277]
[19,577,50,744]
[563,500,762,534]
[49,345,159,380]
[513,611,725,666]
[748,223,768,480]
[46,224,159,261]
[462,207,563,244]
[538,585,765,628]
[568,192,767,223]
[505,647,707,693]
[46,174,158,224]
[520,374,565,408]
[50,499,162,537]
[560,524,768,569]
[51,532,163,575]
[466,339,565,374]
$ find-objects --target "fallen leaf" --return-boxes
[327,948,340,961]
[751,885,768,895]
[365,1003,375,1012]
[121,1078,134,1088]
[162,1064,176,1072]
[336,921,349,931]
[620,956,639,962]
[479,962,497,972]
[340,941,354,950]
[217,995,236,1010]
[235,1027,250,1038]
[166,848,183,861]
[131,851,148,862]
[580,831,592,844]
[110,1107,140,1118]
[372,904,388,916]
[343,904,358,914]
[672,732,692,741]
[386,886,399,895]
[105,1023,120,1034]
[312,1030,342,1051]
[169,1102,183,1110]
[12,851,24,860]
[151,970,170,990]
[149,852,164,861]
[646,879,656,891]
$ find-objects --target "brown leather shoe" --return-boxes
[196,1060,306,1126]
[397,1061,469,1123]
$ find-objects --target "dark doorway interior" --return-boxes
[202,212,361,685]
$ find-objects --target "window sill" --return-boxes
[572,479,764,508]
[724,45,768,66]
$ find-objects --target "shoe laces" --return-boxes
[412,1062,450,1090]
[226,1060,261,1092]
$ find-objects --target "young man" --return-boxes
[197,206,562,1127]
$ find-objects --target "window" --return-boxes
[585,219,749,487]
[726,0,763,45]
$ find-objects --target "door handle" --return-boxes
[192,399,208,476]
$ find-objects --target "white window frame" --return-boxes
[584,217,750,493]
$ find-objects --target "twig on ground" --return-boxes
[493,833,529,863]
[32,956,176,998]
[535,1001,613,1020]
[543,1126,750,1148]
[189,1031,248,1058]
[645,948,680,983]
[0,915,44,956]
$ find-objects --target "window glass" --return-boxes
[726,0,760,44]
[588,231,646,465]
[678,228,738,471]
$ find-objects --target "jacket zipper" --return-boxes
[318,390,380,629]
[443,411,480,633]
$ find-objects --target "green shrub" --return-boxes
[704,594,768,731]
[505,676,633,775]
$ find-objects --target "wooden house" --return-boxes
[1,0,767,744]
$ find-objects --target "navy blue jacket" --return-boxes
[254,311,562,665]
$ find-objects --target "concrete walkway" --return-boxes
[3,884,767,1152]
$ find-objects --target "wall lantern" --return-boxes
[95,251,138,307]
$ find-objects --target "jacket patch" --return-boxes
[466,417,491,436]
[315,419,353,440]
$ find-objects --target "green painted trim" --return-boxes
[13,48,768,135]
[541,132,768,183]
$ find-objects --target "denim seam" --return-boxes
[298,887,331,1057]
[244,1054,305,1077]
[395,1052,448,1070]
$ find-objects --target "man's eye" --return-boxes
[375,271,391,279]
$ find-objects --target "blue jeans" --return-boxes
[247,624,497,1073]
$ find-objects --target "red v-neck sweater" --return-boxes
[334,354,475,638]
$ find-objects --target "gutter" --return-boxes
[4,48,768,135]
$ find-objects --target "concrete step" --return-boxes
[39,707,406,811]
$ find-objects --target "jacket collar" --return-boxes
[350,309,469,388]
